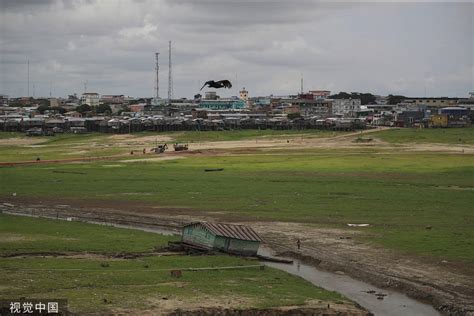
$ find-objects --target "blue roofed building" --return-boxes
[198,99,246,110]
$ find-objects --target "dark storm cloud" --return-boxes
[0,0,56,11]
[0,0,472,98]
[0,0,98,12]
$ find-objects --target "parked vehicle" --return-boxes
[151,144,168,153]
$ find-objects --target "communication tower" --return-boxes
[155,52,160,99]
[168,41,173,104]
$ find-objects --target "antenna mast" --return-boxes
[155,52,160,99]
[27,60,30,97]
[168,41,173,104]
[300,73,303,94]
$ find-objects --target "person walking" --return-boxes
[296,238,301,250]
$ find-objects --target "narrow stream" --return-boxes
[3,211,441,315]
[258,246,439,316]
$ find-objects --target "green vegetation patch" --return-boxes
[167,129,346,143]
[0,214,176,255]
[371,128,474,145]
[1,150,473,262]
[0,256,345,313]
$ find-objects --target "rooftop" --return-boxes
[186,222,263,242]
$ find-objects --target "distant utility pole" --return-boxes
[27,59,30,97]
[155,52,160,99]
[168,41,173,104]
[300,73,303,94]
[49,81,52,98]
[84,80,88,93]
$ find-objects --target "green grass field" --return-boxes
[168,129,345,143]
[0,214,175,255]
[0,214,345,313]
[1,149,473,261]
[371,128,474,144]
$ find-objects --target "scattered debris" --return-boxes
[52,170,87,175]
[347,224,370,227]
[363,290,387,301]
[12,193,17,197]
[2,203,14,208]
[204,168,224,172]
[354,137,373,143]
[170,270,182,278]
[256,254,293,264]
[425,225,433,230]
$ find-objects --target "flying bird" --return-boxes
[200,80,232,91]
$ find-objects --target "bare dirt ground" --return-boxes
[139,297,368,316]
[1,199,473,315]
[0,137,46,146]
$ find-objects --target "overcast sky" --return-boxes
[0,0,472,99]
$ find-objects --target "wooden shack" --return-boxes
[181,222,262,256]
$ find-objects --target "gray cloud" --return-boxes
[0,0,472,98]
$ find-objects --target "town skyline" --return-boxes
[1,0,473,98]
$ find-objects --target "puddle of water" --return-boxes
[258,246,440,316]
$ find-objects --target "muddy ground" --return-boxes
[1,200,473,316]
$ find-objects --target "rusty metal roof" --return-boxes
[186,222,262,242]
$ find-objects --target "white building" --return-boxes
[239,88,249,101]
[332,99,362,117]
[81,93,100,107]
